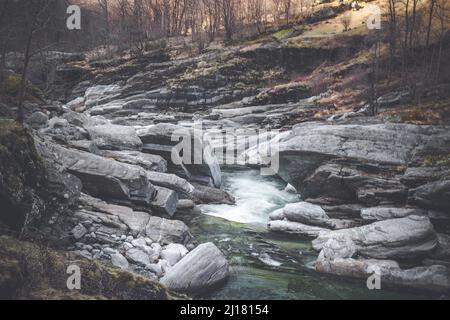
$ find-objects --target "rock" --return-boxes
[27,112,48,129]
[430,234,450,260]
[282,202,330,227]
[284,184,297,194]
[151,186,178,217]
[161,244,189,266]
[268,220,329,238]
[146,171,195,196]
[300,163,408,207]
[48,117,69,129]
[409,179,450,211]
[146,263,164,277]
[160,243,229,293]
[361,207,427,221]
[316,258,450,293]
[192,184,235,205]
[86,124,143,151]
[177,199,195,211]
[111,253,129,269]
[145,216,191,245]
[269,209,285,221]
[377,90,411,108]
[138,123,221,187]
[126,248,151,266]
[79,195,150,236]
[313,215,437,260]
[85,84,121,107]
[277,123,423,190]
[103,247,117,255]
[401,166,449,188]
[65,97,85,111]
[71,224,87,240]
[101,150,167,172]
[36,141,156,204]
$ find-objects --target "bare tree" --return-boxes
[340,12,352,32]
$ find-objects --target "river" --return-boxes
[178,167,432,300]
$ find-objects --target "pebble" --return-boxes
[103,247,118,255]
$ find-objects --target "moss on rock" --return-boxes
[0,235,170,300]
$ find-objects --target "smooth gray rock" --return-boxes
[313,215,437,260]
[126,248,151,266]
[277,122,423,190]
[409,179,450,211]
[192,184,235,205]
[161,243,189,266]
[269,209,285,221]
[138,124,221,187]
[27,111,49,129]
[361,207,427,221]
[161,243,229,293]
[268,220,329,238]
[145,216,191,245]
[283,202,330,227]
[87,124,143,151]
[146,171,195,196]
[102,150,167,172]
[36,141,156,204]
[71,224,87,240]
[79,195,150,236]
[151,186,178,217]
[111,252,129,269]
[176,199,196,211]
[316,258,450,293]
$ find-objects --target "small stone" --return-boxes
[71,224,87,240]
[126,248,151,266]
[120,235,127,240]
[103,247,118,255]
[146,263,164,277]
[123,242,133,250]
[111,253,129,270]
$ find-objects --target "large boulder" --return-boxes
[144,216,191,245]
[79,195,150,236]
[316,258,450,293]
[146,171,195,197]
[300,163,408,207]
[277,123,423,190]
[409,179,450,211]
[86,124,143,151]
[160,242,229,293]
[36,140,156,204]
[282,202,330,227]
[312,215,437,260]
[138,124,221,188]
[150,186,178,217]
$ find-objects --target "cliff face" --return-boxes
[0,121,49,231]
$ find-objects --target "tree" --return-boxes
[17,0,55,123]
[340,12,351,32]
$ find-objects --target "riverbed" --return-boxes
[178,167,432,300]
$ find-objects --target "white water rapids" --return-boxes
[199,169,299,224]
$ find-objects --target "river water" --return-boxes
[179,167,432,300]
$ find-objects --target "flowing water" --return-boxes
[178,167,433,300]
